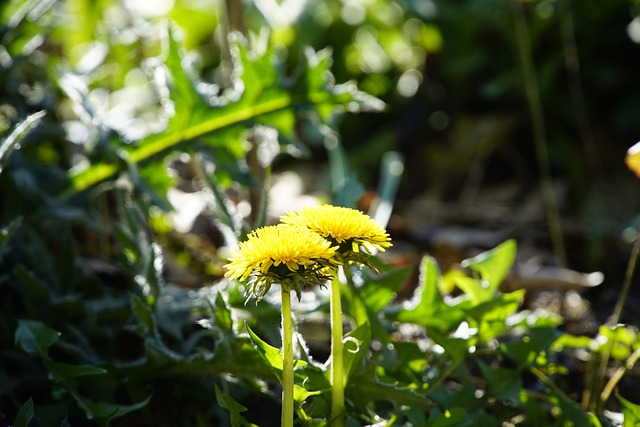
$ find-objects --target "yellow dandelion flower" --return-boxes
[280,205,392,265]
[225,224,338,302]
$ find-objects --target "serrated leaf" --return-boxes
[500,327,561,370]
[15,319,60,356]
[68,28,382,195]
[246,323,308,382]
[461,239,516,299]
[85,394,152,424]
[360,266,410,313]
[348,363,433,411]
[215,385,258,427]
[246,323,284,375]
[477,361,522,405]
[346,265,410,342]
[464,290,525,343]
[197,152,245,235]
[13,397,34,427]
[392,256,464,332]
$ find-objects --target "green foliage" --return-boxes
[66,25,382,199]
[2,0,640,426]
[215,385,258,427]
[13,398,34,427]
[618,394,640,427]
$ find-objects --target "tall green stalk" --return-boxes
[281,288,294,427]
[594,235,640,413]
[330,275,345,427]
[511,0,566,266]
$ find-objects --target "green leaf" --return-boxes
[618,393,640,427]
[215,385,258,427]
[343,322,371,382]
[85,394,152,425]
[343,278,370,328]
[214,292,234,333]
[14,265,51,301]
[130,293,156,336]
[293,384,322,406]
[197,153,245,234]
[348,363,433,411]
[477,361,522,405]
[461,239,517,299]
[428,330,470,364]
[392,256,464,332]
[452,276,491,305]
[360,266,411,313]
[551,333,593,351]
[464,290,525,343]
[554,392,599,427]
[13,398,34,427]
[15,319,60,356]
[426,408,471,427]
[500,327,561,370]
[0,110,45,174]
[246,323,308,382]
[246,323,284,375]
[295,360,331,394]
[522,391,549,427]
[68,28,382,195]
[49,362,108,381]
[0,216,22,255]
[598,324,640,360]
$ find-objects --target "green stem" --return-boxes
[594,234,640,413]
[424,359,463,398]
[330,275,345,427]
[281,288,294,427]
[512,0,566,266]
[600,345,640,406]
[531,366,575,405]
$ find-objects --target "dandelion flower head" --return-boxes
[225,224,338,302]
[281,205,392,264]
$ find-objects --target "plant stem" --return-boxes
[281,288,294,427]
[594,234,640,413]
[531,366,575,405]
[600,345,640,405]
[512,0,566,266]
[611,234,640,326]
[559,0,602,183]
[424,359,463,398]
[330,275,345,427]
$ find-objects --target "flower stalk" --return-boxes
[330,275,345,427]
[281,287,295,427]
[226,205,392,425]
[282,205,392,426]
